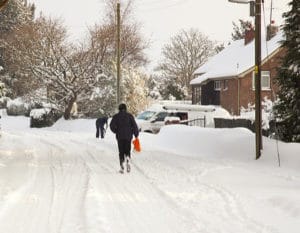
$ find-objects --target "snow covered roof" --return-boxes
[190,31,284,85]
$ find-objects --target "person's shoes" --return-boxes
[119,162,125,174]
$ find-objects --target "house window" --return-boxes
[252,71,270,90]
[214,80,221,91]
[193,86,201,104]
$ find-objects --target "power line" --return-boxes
[262,0,281,167]
[140,0,186,5]
[137,0,190,13]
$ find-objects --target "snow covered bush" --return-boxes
[6,98,30,116]
[120,66,150,115]
[78,73,116,118]
[240,97,274,131]
[0,82,8,98]
[0,96,11,108]
[30,107,62,128]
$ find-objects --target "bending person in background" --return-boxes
[96,116,108,139]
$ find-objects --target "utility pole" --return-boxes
[228,0,262,160]
[116,1,121,107]
[254,0,262,159]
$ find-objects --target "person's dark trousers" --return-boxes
[96,121,100,138]
[96,126,100,138]
[117,139,131,167]
[96,122,105,139]
[100,127,105,138]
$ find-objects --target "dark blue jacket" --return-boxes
[110,110,139,141]
[96,117,108,128]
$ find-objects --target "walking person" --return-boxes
[110,103,139,173]
[96,116,108,139]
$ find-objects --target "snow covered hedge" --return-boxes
[30,108,62,128]
[6,98,30,116]
[0,97,11,108]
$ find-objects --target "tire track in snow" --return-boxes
[74,139,198,233]
[132,161,209,233]
[39,135,91,233]
[0,132,55,233]
[133,150,227,232]
[72,140,118,233]
[199,183,278,233]
[137,150,279,233]
[0,131,91,233]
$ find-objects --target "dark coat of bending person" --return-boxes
[96,116,108,139]
[110,103,139,173]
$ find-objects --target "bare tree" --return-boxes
[156,28,215,98]
[84,0,149,113]
[0,0,35,86]
[89,0,148,69]
[3,0,150,118]
[4,15,104,119]
[0,0,34,36]
[0,0,9,10]
[103,0,135,25]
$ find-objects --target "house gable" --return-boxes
[191,30,284,115]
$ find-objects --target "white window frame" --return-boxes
[252,71,271,90]
[223,80,228,91]
[214,80,222,91]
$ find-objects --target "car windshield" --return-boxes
[136,111,156,120]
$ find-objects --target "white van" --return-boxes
[136,104,163,133]
[136,103,230,133]
[136,110,190,133]
[135,104,188,133]
[162,104,231,128]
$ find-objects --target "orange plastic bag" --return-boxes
[133,138,141,152]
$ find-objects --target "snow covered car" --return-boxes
[136,110,168,133]
[136,109,188,134]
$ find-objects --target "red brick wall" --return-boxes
[220,79,239,115]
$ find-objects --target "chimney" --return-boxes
[244,26,255,45]
[267,21,278,41]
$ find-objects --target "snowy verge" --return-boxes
[143,125,300,170]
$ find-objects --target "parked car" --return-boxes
[136,109,188,134]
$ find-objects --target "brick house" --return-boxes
[190,25,284,115]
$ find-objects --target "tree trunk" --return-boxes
[64,97,76,120]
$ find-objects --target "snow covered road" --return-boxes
[0,130,195,233]
[0,116,299,233]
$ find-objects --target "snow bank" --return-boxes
[6,98,30,116]
[149,124,300,170]
[49,117,97,133]
[152,124,255,159]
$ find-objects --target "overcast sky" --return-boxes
[31,0,290,70]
